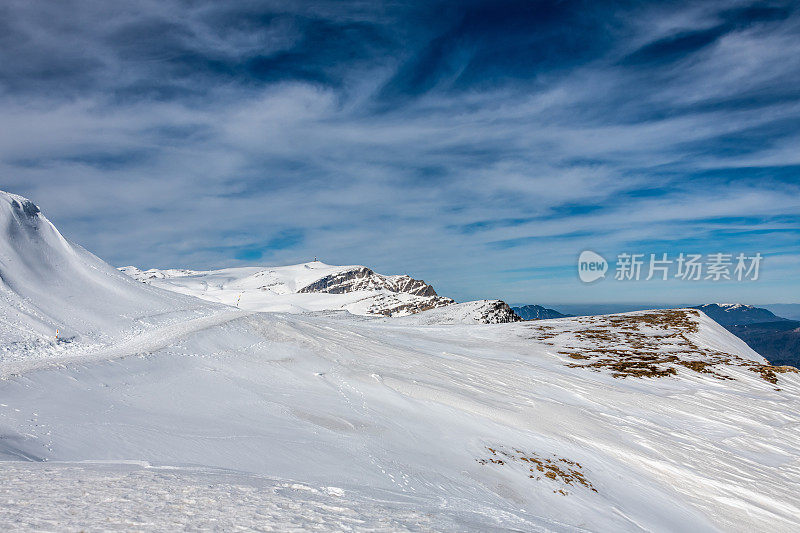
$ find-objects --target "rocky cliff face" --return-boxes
[295,266,455,317]
[297,266,438,297]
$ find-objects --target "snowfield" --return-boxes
[119,262,460,319]
[2,191,800,532]
[1,462,499,532]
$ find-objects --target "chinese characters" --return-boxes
[614,253,762,281]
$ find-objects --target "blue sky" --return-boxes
[1,0,799,305]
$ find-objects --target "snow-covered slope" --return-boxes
[120,262,461,318]
[2,190,800,531]
[0,192,217,365]
[2,307,799,531]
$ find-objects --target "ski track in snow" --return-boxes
[0,309,249,378]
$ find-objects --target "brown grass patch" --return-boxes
[550,309,796,385]
[477,445,596,495]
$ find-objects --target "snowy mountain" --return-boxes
[512,304,570,320]
[0,192,218,370]
[122,262,519,322]
[2,190,800,531]
[692,303,788,325]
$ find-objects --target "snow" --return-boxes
[712,303,752,310]
[123,261,362,295]
[119,262,450,317]
[391,299,519,325]
[0,191,219,352]
[2,191,800,531]
[0,461,499,532]
[2,309,799,531]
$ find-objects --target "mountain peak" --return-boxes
[693,303,786,325]
[0,191,41,219]
[0,189,214,350]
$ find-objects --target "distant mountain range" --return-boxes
[690,304,799,369]
[725,321,800,368]
[690,303,788,325]
[511,304,570,320]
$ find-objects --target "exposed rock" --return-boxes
[392,299,522,325]
[297,266,439,297]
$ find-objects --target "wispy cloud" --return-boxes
[1,0,798,304]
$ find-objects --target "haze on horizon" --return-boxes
[1,0,798,305]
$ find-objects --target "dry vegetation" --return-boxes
[477,446,596,495]
[526,309,798,385]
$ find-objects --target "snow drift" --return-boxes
[0,191,216,355]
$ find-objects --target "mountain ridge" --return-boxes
[691,303,788,326]
[512,304,570,320]
[120,262,522,323]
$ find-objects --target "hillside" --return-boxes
[1,191,800,531]
[3,305,799,530]
[392,299,522,325]
[0,192,218,370]
[690,304,799,369]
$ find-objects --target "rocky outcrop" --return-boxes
[294,266,453,317]
[393,299,522,325]
[478,301,524,324]
[369,296,455,317]
[297,267,439,297]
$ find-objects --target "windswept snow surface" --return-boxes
[2,308,800,531]
[0,462,499,532]
[3,191,800,531]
